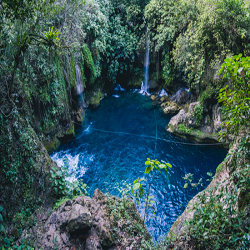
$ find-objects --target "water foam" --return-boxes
[51,151,94,183]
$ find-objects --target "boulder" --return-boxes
[150,95,157,101]
[162,101,180,114]
[166,101,225,143]
[19,189,150,250]
[171,88,192,105]
[160,96,168,102]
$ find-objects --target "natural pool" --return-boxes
[51,91,227,241]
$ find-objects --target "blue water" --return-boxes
[51,91,227,241]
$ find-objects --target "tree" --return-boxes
[218,54,250,139]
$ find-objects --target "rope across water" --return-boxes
[73,121,227,146]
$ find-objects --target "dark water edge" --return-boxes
[51,91,227,241]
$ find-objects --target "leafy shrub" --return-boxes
[177,124,194,134]
[218,54,250,139]
[50,165,89,199]
[194,104,203,127]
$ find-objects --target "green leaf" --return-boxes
[144,167,151,174]
[184,183,188,188]
[158,164,166,169]
[166,163,172,168]
[133,182,140,191]
[0,214,3,222]
[0,206,3,212]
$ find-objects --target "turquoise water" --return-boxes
[51,91,227,241]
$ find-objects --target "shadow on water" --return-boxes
[51,91,227,241]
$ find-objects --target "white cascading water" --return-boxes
[158,88,168,97]
[139,35,150,95]
[75,64,84,95]
[75,64,87,108]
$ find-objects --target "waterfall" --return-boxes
[75,64,84,95]
[144,36,150,90]
[75,64,87,112]
[140,35,150,95]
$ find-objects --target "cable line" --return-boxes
[73,121,227,146]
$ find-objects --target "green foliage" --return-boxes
[50,165,89,198]
[145,0,250,92]
[194,104,203,127]
[131,158,172,221]
[186,138,250,249]
[218,54,250,139]
[177,124,194,134]
[81,44,97,84]
[44,26,60,41]
[105,194,155,249]
[183,173,203,189]
[187,184,250,249]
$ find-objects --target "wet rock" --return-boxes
[160,96,168,102]
[171,88,192,105]
[89,91,103,109]
[150,95,157,101]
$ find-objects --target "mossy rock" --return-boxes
[66,124,75,136]
[216,163,223,173]
[42,137,61,154]
[89,91,102,109]
[76,108,85,123]
[174,123,218,143]
[151,95,157,101]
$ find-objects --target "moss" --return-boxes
[82,44,97,84]
[70,56,77,90]
[194,104,204,127]
[175,123,218,143]
[53,197,70,211]
[89,91,102,108]
[66,124,75,136]
[42,137,61,154]
[216,163,223,173]
[177,124,194,134]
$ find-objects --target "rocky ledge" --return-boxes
[166,101,222,143]
[19,189,150,250]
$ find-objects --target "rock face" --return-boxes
[171,88,192,105]
[167,102,200,132]
[162,101,180,114]
[167,140,250,249]
[20,189,150,250]
[167,149,232,239]
[167,101,223,142]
